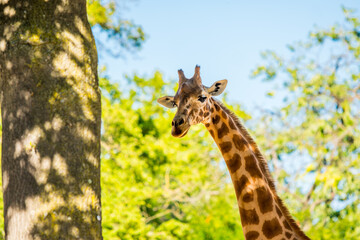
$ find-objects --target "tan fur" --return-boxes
[216,100,310,240]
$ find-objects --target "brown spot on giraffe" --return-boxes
[233,134,246,151]
[276,205,283,217]
[217,122,230,139]
[214,103,220,111]
[209,129,215,138]
[227,153,241,173]
[242,191,254,203]
[210,107,215,113]
[205,123,210,128]
[256,186,273,214]
[285,232,292,239]
[262,218,283,238]
[240,208,259,226]
[228,118,236,130]
[204,111,210,117]
[219,141,232,154]
[221,110,228,119]
[212,115,220,124]
[199,109,203,116]
[234,175,250,196]
[244,155,263,178]
[283,220,292,231]
[245,231,259,240]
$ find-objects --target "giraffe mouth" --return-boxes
[172,126,190,138]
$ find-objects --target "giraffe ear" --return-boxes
[157,96,177,108]
[206,79,228,96]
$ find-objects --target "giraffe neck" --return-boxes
[204,99,310,240]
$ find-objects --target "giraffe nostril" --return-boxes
[178,118,184,126]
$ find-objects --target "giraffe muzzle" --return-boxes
[172,127,189,138]
[171,116,190,138]
[172,118,185,127]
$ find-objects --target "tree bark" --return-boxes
[0,1,102,239]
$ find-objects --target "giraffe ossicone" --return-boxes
[157,66,311,240]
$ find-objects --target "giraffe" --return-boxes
[157,66,311,240]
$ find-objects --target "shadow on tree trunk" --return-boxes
[0,1,102,239]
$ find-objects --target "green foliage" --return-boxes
[100,73,244,239]
[252,8,360,239]
[87,0,145,56]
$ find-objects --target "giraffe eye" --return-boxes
[198,95,207,103]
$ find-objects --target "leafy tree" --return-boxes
[0,0,101,239]
[87,0,145,57]
[252,8,360,240]
[0,1,145,239]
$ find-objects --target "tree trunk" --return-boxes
[0,1,102,239]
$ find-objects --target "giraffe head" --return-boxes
[157,65,227,137]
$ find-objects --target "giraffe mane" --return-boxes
[215,99,310,240]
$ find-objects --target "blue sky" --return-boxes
[99,0,359,109]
